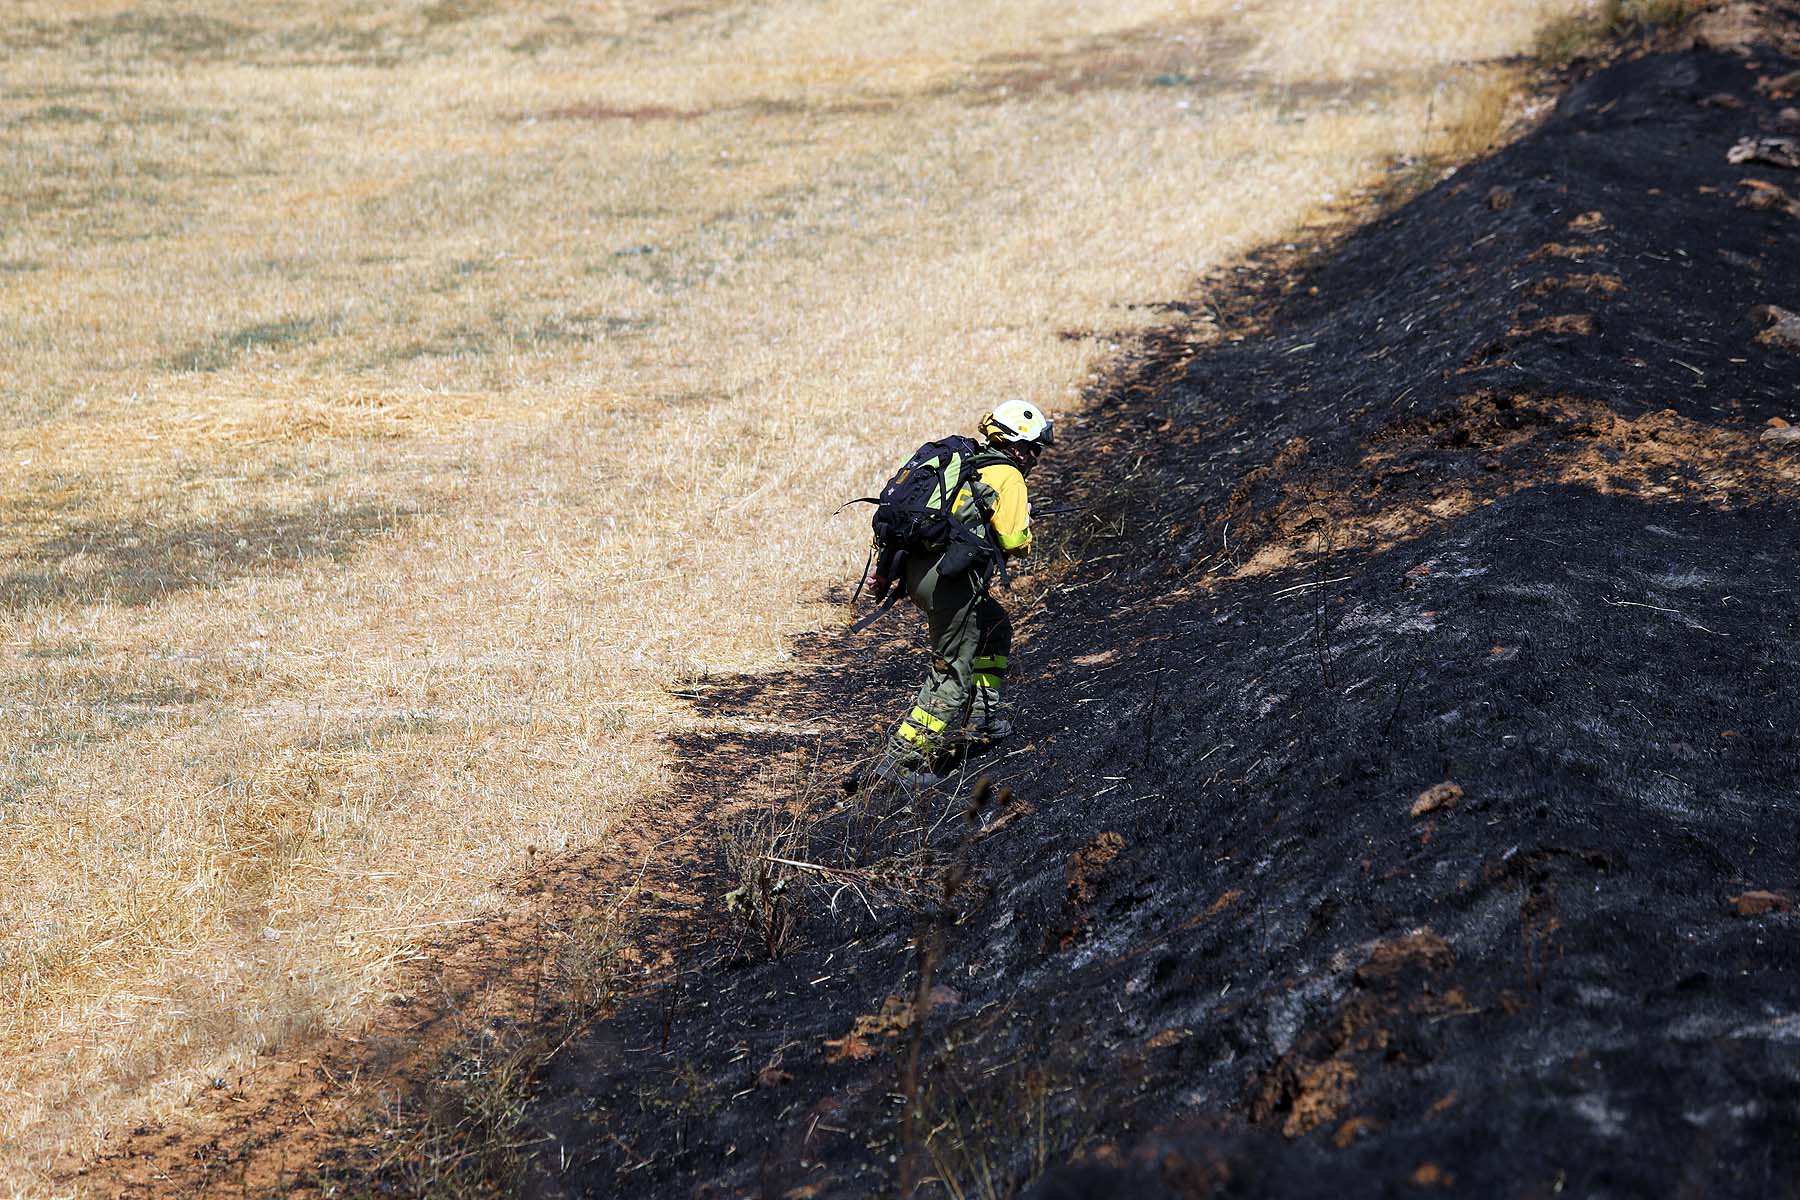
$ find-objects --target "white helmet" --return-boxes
[980,399,1054,447]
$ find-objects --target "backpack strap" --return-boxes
[848,541,875,607]
[850,556,909,632]
[966,445,1022,590]
[850,587,903,633]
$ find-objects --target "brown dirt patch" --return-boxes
[1731,888,1796,915]
[1529,272,1626,296]
[1206,393,1800,585]
[1049,830,1126,949]
[1411,781,1463,817]
[1253,930,1459,1140]
[1281,1060,1359,1139]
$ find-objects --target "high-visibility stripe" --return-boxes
[907,706,948,733]
[972,655,1009,671]
[929,456,972,510]
[898,722,934,747]
[998,529,1031,551]
[972,672,1003,689]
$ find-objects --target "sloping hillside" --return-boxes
[497,13,1800,1199]
[2,1,1561,1177]
[72,8,1800,1198]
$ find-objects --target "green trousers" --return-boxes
[887,551,1012,768]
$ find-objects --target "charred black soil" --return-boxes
[260,16,1800,1200]
[471,23,1800,1200]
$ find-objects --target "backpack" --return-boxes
[844,436,1009,628]
[872,435,993,560]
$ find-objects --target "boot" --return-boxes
[966,683,1012,749]
[871,755,947,794]
[969,717,1013,747]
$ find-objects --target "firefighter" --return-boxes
[873,400,1053,789]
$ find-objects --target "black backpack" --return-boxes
[845,436,1008,627]
[872,435,990,556]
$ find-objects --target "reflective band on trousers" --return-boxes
[899,706,948,745]
[907,706,948,733]
[971,672,1003,689]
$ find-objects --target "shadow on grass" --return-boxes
[165,315,335,373]
[0,498,413,610]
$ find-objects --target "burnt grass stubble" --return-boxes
[514,34,1800,1200]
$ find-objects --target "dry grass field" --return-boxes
[1,0,1591,1184]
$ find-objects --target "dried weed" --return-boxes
[1536,0,1702,65]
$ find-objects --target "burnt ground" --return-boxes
[85,12,1800,1200]
[486,20,1800,1200]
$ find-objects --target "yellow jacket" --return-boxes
[957,459,1032,558]
[979,461,1031,557]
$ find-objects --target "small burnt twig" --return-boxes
[1270,575,1352,598]
[1312,516,1339,689]
[1381,659,1418,744]
[1141,645,1166,767]
[1602,595,1722,636]
[762,854,879,921]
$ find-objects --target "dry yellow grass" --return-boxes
[1,0,1584,1183]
